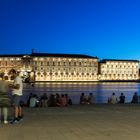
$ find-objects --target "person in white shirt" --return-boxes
[9,69,23,124]
[110,92,117,104]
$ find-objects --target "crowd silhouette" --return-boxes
[23,91,140,108]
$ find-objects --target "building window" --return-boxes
[34,61,37,65]
[41,62,43,66]
[5,61,7,66]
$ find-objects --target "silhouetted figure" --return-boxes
[65,94,69,106]
[60,94,67,107]
[131,92,138,104]
[80,93,85,104]
[48,94,57,107]
[119,93,125,103]
[40,93,48,107]
[88,93,95,104]
[68,98,72,105]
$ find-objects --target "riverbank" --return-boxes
[29,80,140,83]
[1,104,140,140]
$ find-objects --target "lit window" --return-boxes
[41,62,43,66]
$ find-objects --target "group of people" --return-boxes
[108,92,139,104]
[79,92,139,105]
[80,93,95,105]
[27,93,72,108]
[0,69,23,124]
[47,93,72,107]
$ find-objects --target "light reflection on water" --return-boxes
[22,82,140,104]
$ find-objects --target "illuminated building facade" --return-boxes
[99,59,139,81]
[0,53,98,81]
[0,53,139,81]
[0,54,33,81]
[32,53,98,81]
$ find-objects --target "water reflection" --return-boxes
[22,82,140,104]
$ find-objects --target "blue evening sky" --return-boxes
[0,0,140,60]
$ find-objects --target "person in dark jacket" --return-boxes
[131,92,138,104]
[119,93,125,103]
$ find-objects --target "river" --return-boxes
[20,82,140,104]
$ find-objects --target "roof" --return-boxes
[0,54,26,57]
[100,59,139,63]
[31,53,98,59]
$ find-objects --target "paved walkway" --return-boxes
[1,104,140,140]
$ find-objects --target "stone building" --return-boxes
[31,53,98,81]
[0,52,98,82]
[99,59,139,81]
[0,54,33,81]
[0,52,139,81]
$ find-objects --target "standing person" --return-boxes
[9,69,23,124]
[0,73,10,124]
